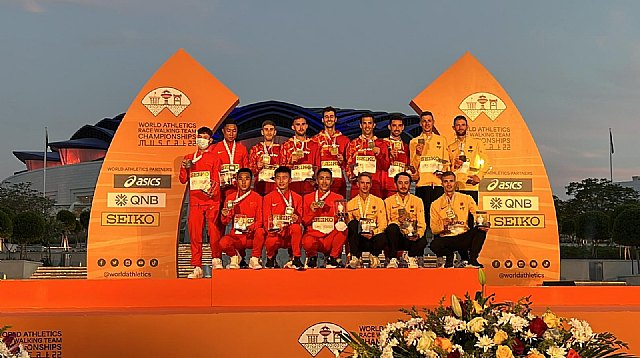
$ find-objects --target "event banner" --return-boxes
[410,52,560,285]
[87,49,239,279]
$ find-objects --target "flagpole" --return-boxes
[609,128,613,183]
[43,127,47,200]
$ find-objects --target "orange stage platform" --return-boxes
[1,269,639,357]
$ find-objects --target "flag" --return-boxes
[609,128,614,154]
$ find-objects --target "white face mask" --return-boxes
[196,138,210,150]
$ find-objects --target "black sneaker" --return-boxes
[444,256,454,268]
[306,256,318,268]
[326,256,343,269]
[467,260,484,268]
[291,256,304,270]
[265,257,279,269]
[239,258,249,269]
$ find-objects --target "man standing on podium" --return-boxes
[248,120,282,196]
[312,107,350,197]
[281,116,318,197]
[409,111,449,229]
[429,171,490,268]
[345,113,389,198]
[179,126,220,279]
[381,115,410,199]
[302,168,347,268]
[219,168,265,270]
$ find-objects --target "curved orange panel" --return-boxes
[410,52,559,285]
[87,49,239,279]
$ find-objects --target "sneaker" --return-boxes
[291,257,304,270]
[265,257,279,269]
[370,256,380,269]
[387,258,399,269]
[306,256,318,269]
[466,260,484,268]
[248,257,262,270]
[227,254,241,269]
[326,256,342,269]
[239,258,249,269]
[436,256,446,268]
[457,260,469,268]
[212,258,224,269]
[187,266,203,279]
[444,256,454,268]
[347,256,360,269]
[408,257,419,269]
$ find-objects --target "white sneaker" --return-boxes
[228,254,241,269]
[348,256,360,269]
[212,258,223,269]
[187,266,203,279]
[370,256,380,268]
[387,258,399,269]
[283,260,293,269]
[408,257,419,269]
[249,257,262,269]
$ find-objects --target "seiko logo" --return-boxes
[490,215,545,228]
[101,212,160,226]
[114,174,171,188]
[107,193,166,208]
[479,178,532,192]
[482,196,539,211]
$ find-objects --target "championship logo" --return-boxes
[141,87,191,116]
[459,92,506,121]
[298,322,349,357]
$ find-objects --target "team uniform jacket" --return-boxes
[448,136,491,191]
[409,133,450,187]
[429,192,478,235]
[302,191,345,237]
[384,193,427,238]
[248,141,282,194]
[345,135,390,186]
[178,148,220,206]
[346,194,388,235]
[381,138,410,194]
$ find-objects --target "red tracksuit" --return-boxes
[280,137,318,196]
[311,130,350,197]
[381,138,410,198]
[346,136,390,198]
[248,141,282,196]
[179,149,221,267]
[263,189,303,258]
[302,191,347,258]
[210,140,249,255]
[219,190,266,259]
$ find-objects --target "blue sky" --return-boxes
[1,1,638,197]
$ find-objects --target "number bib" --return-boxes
[321,160,342,179]
[189,171,211,191]
[354,156,376,175]
[291,164,314,182]
[258,164,277,182]
[312,217,335,234]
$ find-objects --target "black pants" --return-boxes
[415,185,444,228]
[385,223,427,258]
[429,227,487,261]
[347,220,386,257]
[459,190,478,230]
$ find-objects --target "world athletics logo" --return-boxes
[298,322,349,357]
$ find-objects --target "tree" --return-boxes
[575,211,610,258]
[12,212,45,259]
[56,210,77,250]
[79,210,90,232]
[612,203,640,223]
[612,208,640,274]
[0,210,12,252]
[0,182,54,216]
[559,218,575,243]
[563,178,639,219]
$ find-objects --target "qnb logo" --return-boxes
[482,196,539,211]
[107,193,166,208]
[114,174,171,189]
[298,322,349,357]
[480,178,533,193]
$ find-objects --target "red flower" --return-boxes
[447,349,461,358]
[2,332,20,355]
[511,337,525,355]
[567,349,581,358]
[528,317,548,337]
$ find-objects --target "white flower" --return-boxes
[497,312,515,326]
[443,316,466,335]
[569,318,594,344]
[0,342,11,356]
[466,317,488,333]
[510,316,529,332]
[475,334,495,352]
[406,329,423,346]
[546,345,567,358]
[381,345,394,358]
[522,329,537,341]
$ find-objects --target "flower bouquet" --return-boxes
[0,326,29,358]
[343,270,633,358]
